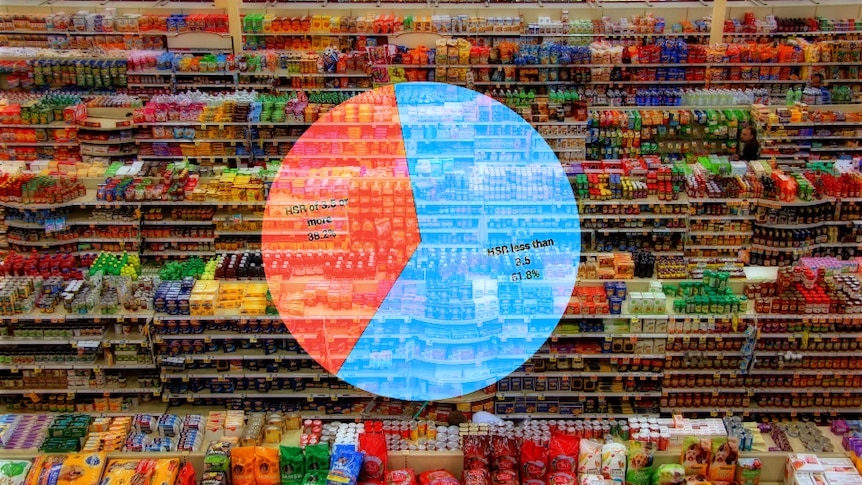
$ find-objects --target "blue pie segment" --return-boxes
[334,83,581,401]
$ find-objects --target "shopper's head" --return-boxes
[447,410,469,425]
[811,73,824,88]
[740,125,756,143]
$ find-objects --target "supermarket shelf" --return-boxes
[161,370,323,379]
[553,332,667,339]
[144,237,215,243]
[142,219,215,226]
[508,371,662,378]
[135,138,247,143]
[536,352,666,359]
[79,139,136,145]
[161,349,310,361]
[498,391,663,398]
[579,213,682,220]
[0,386,159,395]
[0,361,156,371]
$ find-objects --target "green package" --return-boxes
[280,446,306,485]
[304,443,330,473]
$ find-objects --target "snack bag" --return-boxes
[231,447,257,485]
[418,470,459,485]
[600,443,626,484]
[178,463,198,485]
[331,445,358,468]
[521,440,549,481]
[256,446,281,485]
[577,440,602,479]
[548,472,577,485]
[708,436,738,483]
[57,453,107,485]
[386,469,417,485]
[653,464,686,485]
[281,446,306,485]
[27,456,65,485]
[306,444,330,472]
[578,475,605,485]
[550,434,579,474]
[625,441,655,485]
[327,449,364,485]
[490,470,518,485]
[680,437,711,476]
[464,436,491,470]
[736,458,762,485]
[0,460,31,485]
[491,436,518,471]
[205,441,232,473]
[684,476,710,485]
[304,471,331,485]
[358,433,387,484]
[463,469,490,485]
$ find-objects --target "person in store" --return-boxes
[810,73,824,89]
[735,125,760,161]
[447,409,504,425]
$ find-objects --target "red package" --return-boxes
[359,433,387,484]
[464,435,491,470]
[547,472,576,485]
[418,470,460,485]
[386,469,417,485]
[491,469,519,485]
[521,439,549,480]
[463,469,490,485]
[549,434,580,474]
[491,436,518,471]
[524,480,546,485]
[177,463,197,485]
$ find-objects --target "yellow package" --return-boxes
[102,459,180,485]
[54,452,108,485]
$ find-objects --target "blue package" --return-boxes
[327,449,364,485]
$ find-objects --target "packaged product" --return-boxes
[680,437,711,476]
[684,476,710,485]
[418,470,459,485]
[305,443,330,472]
[49,453,108,485]
[256,447,281,485]
[178,463,198,485]
[547,472,577,485]
[736,459,762,485]
[653,464,686,485]
[386,469,417,485]
[327,448,364,485]
[491,436,518,471]
[231,446,257,485]
[331,445,357,468]
[708,436,739,483]
[490,470,518,485]
[521,439,549,480]
[358,433,387,484]
[280,446,306,485]
[578,475,606,485]
[549,434,579,474]
[201,471,229,485]
[0,460,31,485]
[99,459,180,485]
[463,469,490,485]
[303,471,330,485]
[464,436,491,470]
[625,441,655,485]
[578,440,602,479]
[600,443,626,484]
[205,440,233,473]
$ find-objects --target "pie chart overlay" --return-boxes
[263,82,581,401]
